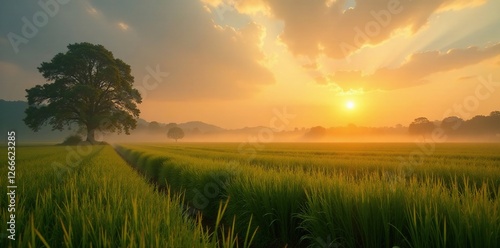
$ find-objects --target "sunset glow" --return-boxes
[346,101,356,110]
[1,0,499,129]
[1,2,500,247]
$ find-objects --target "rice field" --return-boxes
[0,145,254,248]
[2,143,499,247]
[115,142,500,248]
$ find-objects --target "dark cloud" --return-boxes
[0,0,275,101]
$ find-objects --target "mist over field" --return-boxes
[1,0,500,247]
[106,113,500,143]
[3,99,499,144]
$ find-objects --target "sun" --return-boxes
[345,100,355,110]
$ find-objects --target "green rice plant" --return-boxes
[2,145,257,248]
[225,168,308,247]
[211,199,258,248]
[113,142,500,248]
[115,145,262,247]
[405,177,500,248]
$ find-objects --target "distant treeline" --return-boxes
[304,111,500,140]
[1,99,498,142]
[409,111,500,138]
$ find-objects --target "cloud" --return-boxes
[231,0,487,59]
[159,20,274,100]
[301,62,318,70]
[321,43,500,90]
[0,0,275,101]
[0,61,44,100]
[457,75,476,81]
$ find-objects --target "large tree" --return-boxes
[24,42,142,143]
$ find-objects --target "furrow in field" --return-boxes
[115,143,500,248]
[0,145,227,247]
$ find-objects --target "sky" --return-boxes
[1,0,500,129]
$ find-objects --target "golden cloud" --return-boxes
[325,43,500,90]
[234,0,487,58]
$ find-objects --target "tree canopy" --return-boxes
[408,117,435,137]
[24,42,142,143]
[409,112,500,139]
[167,127,185,142]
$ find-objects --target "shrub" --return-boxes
[61,134,84,145]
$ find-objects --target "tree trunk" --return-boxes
[86,128,96,144]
